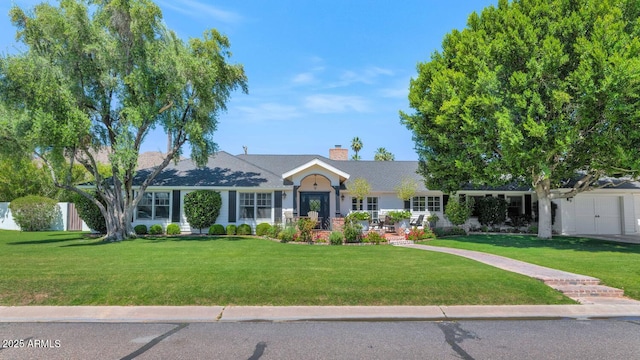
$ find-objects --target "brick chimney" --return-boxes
[329,145,348,160]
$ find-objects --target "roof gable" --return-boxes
[282,158,350,183]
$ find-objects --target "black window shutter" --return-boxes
[443,195,450,209]
[274,191,282,223]
[525,194,532,217]
[171,190,180,222]
[404,200,411,210]
[228,191,237,223]
[498,194,505,199]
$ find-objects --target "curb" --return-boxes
[2,305,640,323]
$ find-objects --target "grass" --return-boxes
[0,230,574,306]
[424,234,640,300]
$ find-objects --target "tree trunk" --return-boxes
[103,201,135,242]
[535,179,553,239]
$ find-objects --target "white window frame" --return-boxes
[427,196,441,212]
[135,191,170,220]
[412,196,426,212]
[256,193,272,219]
[366,196,379,221]
[240,192,272,220]
[351,197,363,211]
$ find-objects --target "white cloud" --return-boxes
[292,72,316,85]
[232,103,301,122]
[331,66,394,87]
[303,94,371,114]
[157,0,242,23]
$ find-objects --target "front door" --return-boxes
[300,192,330,229]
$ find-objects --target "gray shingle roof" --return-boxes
[237,154,427,192]
[136,151,427,191]
[134,151,640,192]
[134,151,286,188]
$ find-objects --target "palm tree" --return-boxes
[351,137,363,161]
[374,147,395,161]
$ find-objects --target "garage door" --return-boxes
[575,196,621,235]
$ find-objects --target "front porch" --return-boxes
[283,158,350,230]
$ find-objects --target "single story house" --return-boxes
[131,146,640,236]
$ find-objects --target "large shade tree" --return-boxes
[402,0,640,238]
[0,0,247,241]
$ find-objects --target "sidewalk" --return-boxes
[1,305,640,323]
[402,244,640,305]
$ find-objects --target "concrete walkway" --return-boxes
[1,304,640,323]
[401,244,640,305]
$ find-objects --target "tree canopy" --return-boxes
[0,0,247,241]
[401,0,640,238]
[374,147,395,161]
[351,136,363,160]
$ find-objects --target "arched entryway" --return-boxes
[299,192,330,228]
[297,174,332,229]
[282,158,350,230]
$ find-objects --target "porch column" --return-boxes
[334,186,341,217]
[293,185,299,216]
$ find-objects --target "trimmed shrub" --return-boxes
[134,224,148,235]
[166,223,181,235]
[406,226,436,241]
[363,231,384,244]
[256,222,272,236]
[343,221,363,243]
[149,224,164,235]
[183,190,222,234]
[72,192,106,233]
[279,226,297,243]
[208,224,226,235]
[296,218,316,242]
[237,223,252,235]
[329,231,343,245]
[267,223,282,238]
[9,195,59,231]
[226,224,237,235]
[433,226,467,238]
[477,197,508,226]
[444,197,474,226]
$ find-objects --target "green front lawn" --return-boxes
[0,230,573,306]
[425,235,640,300]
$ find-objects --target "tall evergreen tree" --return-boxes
[374,147,395,161]
[351,137,363,160]
[402,0,640,238]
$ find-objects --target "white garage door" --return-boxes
[575,196,621,235]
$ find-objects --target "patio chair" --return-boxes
[410,214,424,228]
[383,215,395,233]
[284,211,293,226]
[308,211,319,228]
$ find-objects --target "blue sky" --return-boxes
[1,0,497,160]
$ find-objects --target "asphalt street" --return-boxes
[2,319,640,359]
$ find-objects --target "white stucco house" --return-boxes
[128,146,640,236]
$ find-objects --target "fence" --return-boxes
[0,202,89,231]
